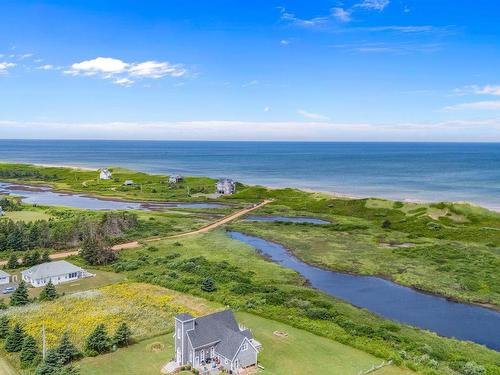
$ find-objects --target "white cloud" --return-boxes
[65,57,187,85]
[443,100,500,111]
[332,7,352,22]
[18,53,34,60]
[297,109,330,120]
[264,106,270,112]
[456,85,500,96]
[355,0,390,11]
[280,39,290,45]
[36,64,62,71]
[0,62,15,74]
[1,118,499,141]
[242,79,259,87]
[278,7,329,28]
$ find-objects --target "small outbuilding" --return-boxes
[0,270,10,285]
[99,168,113,180]
[216,179,236,195]
[123,180,134,186]
[21,260,93,288]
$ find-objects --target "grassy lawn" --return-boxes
[2,210,52,222]
[77,312,413,375]
[0,270,126,302]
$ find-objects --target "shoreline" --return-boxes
[1,161,499,212]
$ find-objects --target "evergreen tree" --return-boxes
[80,236,116,266]
[56,332,80,364]
[382,219,392,229]
[85,324,111,355]
[56,367,80,375]
[10,280,30,306]
[0,300,7,310]
[35,348,61,375]
[20,334,39,368]
[113,322,132,347]
[0,315,10,339]
[6,254,18,269]
[6,227,23,250]
[5,323,25,352]
[201,277,217,292]
[41,250,51,263]
[39,280,58,301]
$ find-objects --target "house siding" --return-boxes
[234,340,258,369]
[0,276,9,285]
[22,271,83,287]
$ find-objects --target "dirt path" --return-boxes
[0,357,19,375]
[0,200,271,266]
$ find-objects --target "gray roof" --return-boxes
[176,313,194,322]
[0,270,10,278]
[21,260,83,280]
[186,310,252,360]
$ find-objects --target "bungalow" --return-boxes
[0,270,10,285]
[174,310,261,373]
[99,168,112,180]
[216,179,236,195]
[123,180,134,186]
[21,260,93,288]
[169,175,183,184]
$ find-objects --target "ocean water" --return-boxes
[0,140,499,210]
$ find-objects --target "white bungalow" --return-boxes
[123,180,134,186]
[169,175,183,184]
[21,260,93,288]
[216,179,236,195]
[0,270,10,285]
[99,168,113,180]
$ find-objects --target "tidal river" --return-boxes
[228,231,500,350]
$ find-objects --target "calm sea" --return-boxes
[0,140,499,210]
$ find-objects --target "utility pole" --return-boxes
[42,324,46,360]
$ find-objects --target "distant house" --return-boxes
[169,175,183,184]
[174,310,260,373]
[0,270,10,285]
[21,260,93,288]
[216,179,236,195]
[123,180,134,186]
[99,168,112,180]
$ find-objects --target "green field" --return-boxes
[2,210,52,222]
[107,230,500,374]
[78,312,413,375]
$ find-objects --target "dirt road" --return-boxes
[0,200,271,266]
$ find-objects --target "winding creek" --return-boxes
[0,183,227,210]
[228,231,500,350]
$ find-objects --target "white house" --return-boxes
[123,180,134,186]
[169,175,183,184]
[99,168,113,180]
[0,270,10,285]
[21,260,93,287]
[216,179,236,195]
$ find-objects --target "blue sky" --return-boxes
[1,0,499,141]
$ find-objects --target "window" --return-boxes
[177,329,181,339]
[200,350,205,361]
[225,359,228,365]
[241,342,248,351]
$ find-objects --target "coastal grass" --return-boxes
[1,210,52,222]
[77,312,413,375]
[106,231,500,374]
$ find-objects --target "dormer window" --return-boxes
[241,342,248,351]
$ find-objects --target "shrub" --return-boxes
[5,323,25,352]
[201,277,217,292]
[39,280,58,301]
[113,322,132,347]
[10,280,30,306]
[20,334,40,368]
[85,324,111,355]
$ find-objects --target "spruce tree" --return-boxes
[85,324,111,355]
[41,250,51,263]
[10,280,30,306]
[6,254,18,269]
[113,322,132,347]
[0,315,10,339]
[35,348,60,375]
[5,323,25,352]
[201,277,217,292]
[20,334,39,368]
[56,332,80,364]
[39,280,58,301]
[80,236,116,266]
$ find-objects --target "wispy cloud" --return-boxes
[64,57,187,85]
[0,62,16,74]
[278,7,329,28]
[454,84,500,96]
[280,39,291,45]
[443,100,500,111]
[331,41,442,54]
[332,8,352,23]
[36,64,62,71]
[355,0,390,11]
[242,79,259,87]
[297,109,330,120]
